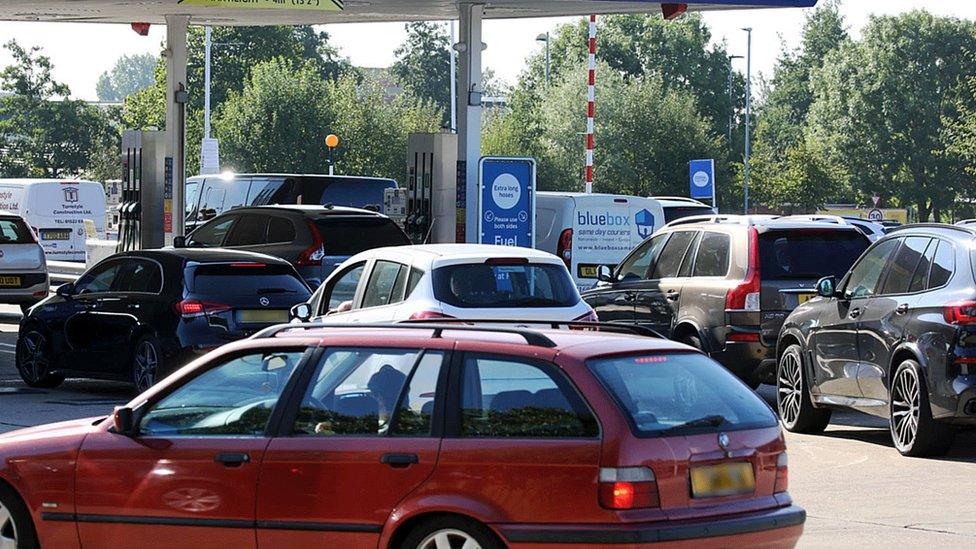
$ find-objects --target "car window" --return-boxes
[191,264,310,297]
[189,216,236,247]
[314,217,410,255]
[405,267,425,298]
[588,353,778,436]
[361,261,405,309]
[693,232,731,277]
[196,182,223,222]
[321,262,366,314]
[0,218,33,244]
[222,178,252,212]
[677,232,701,278]
[617,234,667,281]
[760,230,869,280]
[909,239,937,293]
[267,217,296,244]
[225,214,269,247]
[431,262,579,308]
[247,178,284,205]
[392,352,443,436]
[843,238,900,299]
[115,259,163,293]
[880,237,931,296]
[139,351,304,437]
[459,355,598,438]
[650,231,697,279]
[292,348,436,436]
[929,240,955,288]
[184,181,201,222]
[75,260,123,294]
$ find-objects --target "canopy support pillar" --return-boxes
[457,3,484,243]
[165,14,188,243]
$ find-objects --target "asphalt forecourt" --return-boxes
[0,305,973,547]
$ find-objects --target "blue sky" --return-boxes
[0,1,973,100]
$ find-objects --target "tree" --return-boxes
[807,11,976,221]
[391,22,452,124]
[0,41,111,178]
[96,53,157,102]
[215,58,442,179]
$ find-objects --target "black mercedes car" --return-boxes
[16,248,311,392]
[776,224,976,456]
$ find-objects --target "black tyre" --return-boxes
[131,335,163,393]
[0,482,39,549]
[15,329,64,389]
[777,344,831,433]
[889,360,955,457]
[679,334,703,351]
[400,516,502,549]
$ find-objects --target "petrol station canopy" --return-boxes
[0,1,817,25]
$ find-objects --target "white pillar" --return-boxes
[457,3,484,243]
[165,15,189,242]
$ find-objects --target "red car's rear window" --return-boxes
[588,353,777,437]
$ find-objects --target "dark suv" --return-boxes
[181,205,410,288]
[777,224,976,456]
[583,215,871,386]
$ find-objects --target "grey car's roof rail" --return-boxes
[401,318,665,339]
[252,322,559,348]
[887,223,976,236]
[662,214,779,229]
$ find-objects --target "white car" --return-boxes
[291,244,597,324]
[0,211,49,312]
[780,214,886,241]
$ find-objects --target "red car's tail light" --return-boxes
[774,452,789,494]
[598,467,659,510]
[408,310,456,320]
[557,228,573,269]
[176,299,231,318]
[726,227,761,311]
[944,301,976,325]
[297,221,326,267]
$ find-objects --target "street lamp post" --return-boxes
[727,54,743,142]
[742,27,753,215]
[536,32,550,85]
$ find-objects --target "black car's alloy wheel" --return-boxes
[889,360,954,457]
[132,336,161,393]
[777,344,830,433]
[15,330,64,389]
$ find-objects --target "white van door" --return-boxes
[569,195,664,291]
[27,182,106,262]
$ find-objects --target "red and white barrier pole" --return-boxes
[585,14,596,194]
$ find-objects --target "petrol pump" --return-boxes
[118,130,172,252]
[404,132,458,244]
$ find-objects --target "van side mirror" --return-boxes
[173,236,186,248]
[816,276,837,298]
[56,282,75,298]
[290,302,312,322]
[112,406,136,437]
[597,265,613,283]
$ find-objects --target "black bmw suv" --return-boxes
[16,248,311,392]
[777,224,976,456]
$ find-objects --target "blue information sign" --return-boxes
[689,159,715,201]
[478,157,535,247]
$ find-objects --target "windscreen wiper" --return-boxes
[658,414,727,435]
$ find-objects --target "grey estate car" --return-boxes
[583,215,871,386]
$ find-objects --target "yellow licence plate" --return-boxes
[0,276,21,287]
[797,293,816,305]
[239,309,288,323]
[690,462,756,498]
[577,264,600,279]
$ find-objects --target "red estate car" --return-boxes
[0,323,804,549]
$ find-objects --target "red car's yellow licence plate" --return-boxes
[690,462,756,498]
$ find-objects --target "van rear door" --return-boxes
[570,195,665,290]
[28,182,106,262]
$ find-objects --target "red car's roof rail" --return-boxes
[402,318,665,340]
[252,322,559,348]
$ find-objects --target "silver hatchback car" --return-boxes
[0,212,49,312]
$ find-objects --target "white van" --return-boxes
[652,196,716,223]
[0,180,106,262]
[536,192,665,291]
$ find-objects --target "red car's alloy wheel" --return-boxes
[0,499,18,549]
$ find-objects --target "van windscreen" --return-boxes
[432,262,579,308]
[759,230,869,280]
[588,353,778,437]
[315,217,410,255]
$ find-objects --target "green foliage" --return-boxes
[96,53,158,102]
[214,58,442,179]
[0,41,113,179]
[485,63,723,199]
[748,139,846,213]
[391,22,452,125]
[806,10,976,221]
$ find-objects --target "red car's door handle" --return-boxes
[380,453,419,468]
[214,452,251,467]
